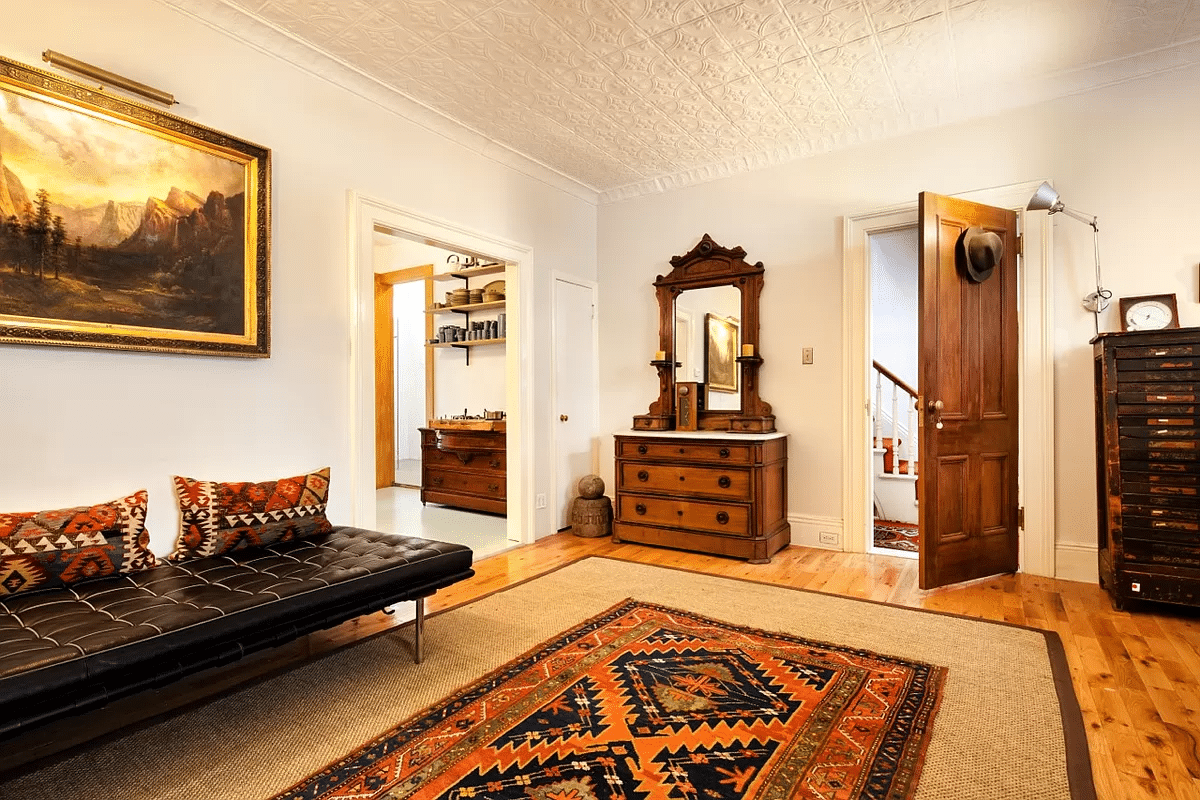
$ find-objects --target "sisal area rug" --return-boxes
[0,557,1093,800]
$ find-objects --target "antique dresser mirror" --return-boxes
[634,234,776,433]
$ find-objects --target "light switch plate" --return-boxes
[802,347,814,365]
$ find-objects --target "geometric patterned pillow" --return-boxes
[0,490,156,597]
[168,467,332,562]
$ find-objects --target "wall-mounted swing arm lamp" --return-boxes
[1026,181,1109,331]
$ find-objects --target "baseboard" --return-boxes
[1055,541,1098,584]
[788,514,845,551]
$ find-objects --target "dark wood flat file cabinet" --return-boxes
[613,432,790,563]
[420,427,506,514]
[1094,328,1200,609]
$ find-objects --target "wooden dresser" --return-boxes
[1094,328,1200,609]
[419,427,506,514]
[613,432,789,563]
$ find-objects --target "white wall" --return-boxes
[0,1,596,551]
[598,63,1200,573]
[869,228,919,392]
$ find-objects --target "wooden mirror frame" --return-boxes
[633,234,776,433]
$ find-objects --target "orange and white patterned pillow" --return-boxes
[0,491,156,596]
[168,467,332,562]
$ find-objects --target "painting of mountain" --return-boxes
[0,55,270,356]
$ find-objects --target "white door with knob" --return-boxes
[552,275,599,530]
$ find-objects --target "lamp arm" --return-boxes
[1060,206,1099,231]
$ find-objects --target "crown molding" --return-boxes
[156,0,600,206]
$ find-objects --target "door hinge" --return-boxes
[1017,506,1025,529]
[1015,234,1023,257]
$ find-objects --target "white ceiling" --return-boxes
[186,0,1200,201]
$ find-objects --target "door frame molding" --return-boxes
[348,191,534,545]
[549,272,601,530]
[842,181,1055,577]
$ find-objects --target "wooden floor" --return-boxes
[428,534,1200,800]
[7,534,1200,799]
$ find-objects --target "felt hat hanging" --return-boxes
[957,226,1004,283]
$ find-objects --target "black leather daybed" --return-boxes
[0,526,474,740]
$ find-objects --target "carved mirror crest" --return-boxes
[634,234,775,433]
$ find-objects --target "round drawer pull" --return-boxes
[637,445,648,455]
[431,476,443,486]
[489,458,501,468]
[679,447,686,454]
[488,483,500,493]
[716,511,730,525]
[637,470,649,482]
[718,476,731,489]
[635,503,647,515]
[719,448,731,458]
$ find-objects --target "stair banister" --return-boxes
[871,360,919,476]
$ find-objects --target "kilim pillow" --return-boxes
[168,467,332,562]
[0,491,156,597]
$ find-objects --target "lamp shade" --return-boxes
[1027,181,1061,212]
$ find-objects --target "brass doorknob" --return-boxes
[560,414,568,422]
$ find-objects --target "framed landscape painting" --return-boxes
[704,312,738,394]
[0,55,270,357]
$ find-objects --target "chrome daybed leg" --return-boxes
[414,596,424,664]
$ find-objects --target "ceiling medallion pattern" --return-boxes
[177,0,1200,202]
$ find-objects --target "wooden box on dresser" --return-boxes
[613,432,790,563]
[419,427,506,514]
[1094,328,1200,609]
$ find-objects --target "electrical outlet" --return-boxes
[818,531,839,546]
[802,347,814,365]
[535,493,547,509]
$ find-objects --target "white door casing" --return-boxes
[551,274,600,530]
[843,181,1055,577]
[348,191,533,545]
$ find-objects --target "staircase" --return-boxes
[872,362,918,524]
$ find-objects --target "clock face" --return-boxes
[1125,300,1174,331]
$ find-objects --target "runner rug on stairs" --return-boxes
[875,519,920,553]
[0,558,1094,800]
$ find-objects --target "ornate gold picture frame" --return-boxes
[704,312,738,393]
[0,55,270,357]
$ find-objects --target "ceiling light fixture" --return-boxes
[1027,181,1108,332]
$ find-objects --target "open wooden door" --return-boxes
[374,265,434,489]
[918,193,1019,589]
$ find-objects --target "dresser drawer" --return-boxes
[619,462,751,500]
[422,446,506,473]
[618,438,755,465]
[424,467,505,499]
[1122,538,1200,570]
[1117,388,1199,404]
[617,494,750,537]
[1115,343,1200,360]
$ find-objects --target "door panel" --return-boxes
[919,192,1019,588]
[553,278,599,529]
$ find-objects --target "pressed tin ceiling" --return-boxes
[175,0,1200,202]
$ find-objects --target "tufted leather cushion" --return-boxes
[0,526,473,738]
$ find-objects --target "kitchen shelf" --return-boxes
[428,338,507,350]
[432,263,506,282]
[426,300,506,315]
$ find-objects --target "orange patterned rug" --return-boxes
[275,599,946,800]
[874,520,919,553]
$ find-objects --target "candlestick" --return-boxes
[654,350,666,361]
[741,344,754,357]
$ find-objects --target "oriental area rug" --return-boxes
[277,600,946,800]
[0,557,1094,800]
[874,520,919,553]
